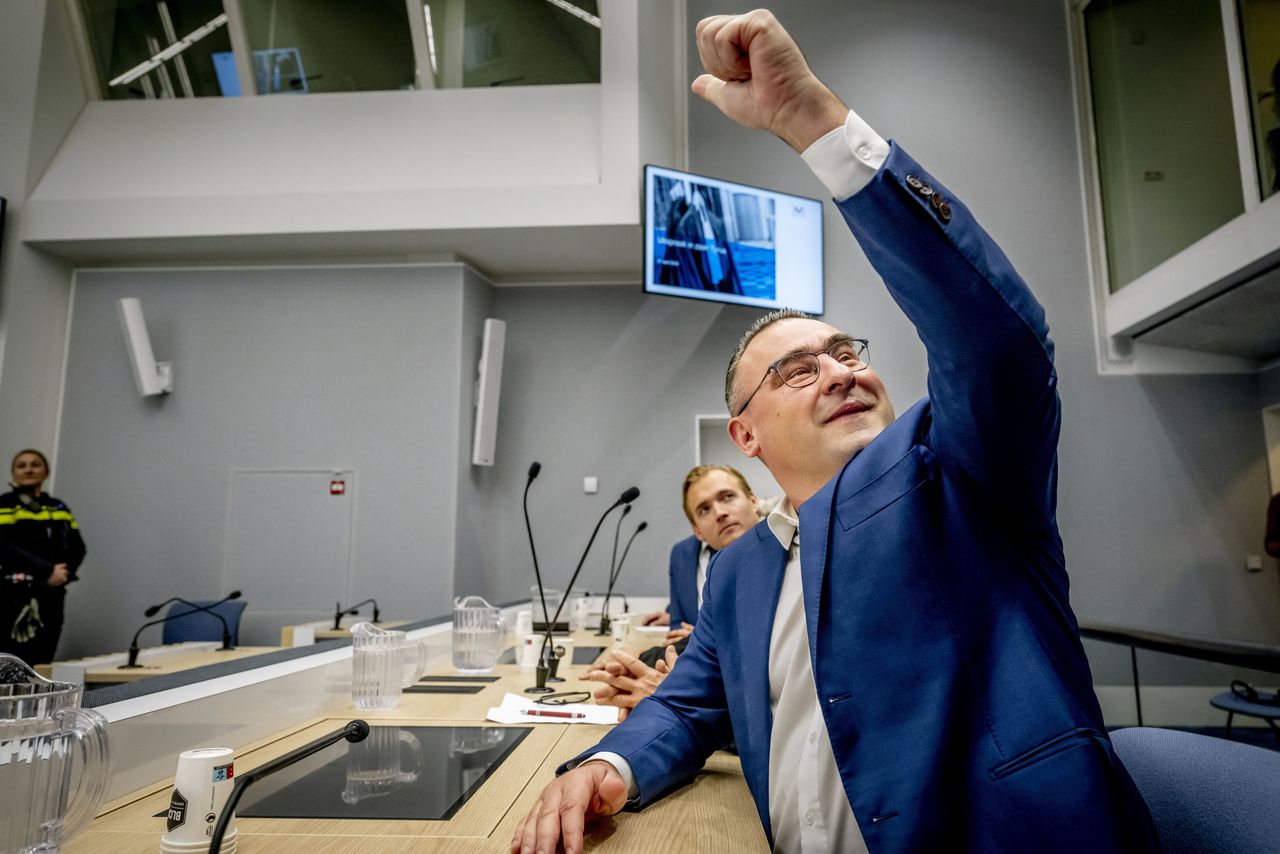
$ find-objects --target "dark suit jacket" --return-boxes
[566,143,1159,852]
[666,535,701,628]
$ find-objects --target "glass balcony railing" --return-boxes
[76,0,601,99]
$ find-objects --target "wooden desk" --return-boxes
[68,632,768,853]
[41,645,279,684]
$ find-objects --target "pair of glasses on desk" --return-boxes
[536,691,590,706]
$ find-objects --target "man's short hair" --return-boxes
[724,308,813,414]
[682,464,755,523]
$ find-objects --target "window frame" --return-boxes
[1068,0,1280,374]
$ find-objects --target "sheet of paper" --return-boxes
[486,692,620,725]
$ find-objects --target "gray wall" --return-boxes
[56,264,484,655]
[466,0,1280,672]
[0,0,83,460]
[39,0,1280,679]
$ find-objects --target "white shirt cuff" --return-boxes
[799,109,890,202]
[576,752,639,801]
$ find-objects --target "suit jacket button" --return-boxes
[939,201,952,222]
[930,192,943,210]
[906,175,923,189]
[919,186,934,197]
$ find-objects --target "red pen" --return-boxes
[521,708,586,719]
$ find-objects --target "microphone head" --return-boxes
[144,605,162,618]
[227,590,242,600]
[619,486,640,504]
[621,504,631,516]
[528,461,541,480]
[346,719,371,742]
[636,521,648,531]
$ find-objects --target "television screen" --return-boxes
[643,165,823,315]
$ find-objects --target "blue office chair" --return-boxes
[1110,726,1280,853]
[161,600,247,646]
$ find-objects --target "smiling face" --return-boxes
[684,468,760,551]
[727,318,895,506]
[11,451,49,492]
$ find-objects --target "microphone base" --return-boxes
[116,664,145,670]
[524,685,555,694]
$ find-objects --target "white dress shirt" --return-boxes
[763,502,866,854]
[696,542,710,611]
[581,109,889,853]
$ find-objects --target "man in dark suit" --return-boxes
[639,465,762,639]
[596,466,763,718]
[671,185,744,295]
[513,10,1158,854]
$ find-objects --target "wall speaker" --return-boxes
[117,297,173,397]
[471,318,506,466]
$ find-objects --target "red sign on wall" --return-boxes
[329,479,346,496]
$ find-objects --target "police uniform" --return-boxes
[0,489,86,665]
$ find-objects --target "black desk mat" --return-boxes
[237,725,531,821]
[405,684,485,694]
[419,675,501,683]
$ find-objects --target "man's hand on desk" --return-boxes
[512,760,628,854]
[665,621,694,646]
[583,645,678,721]
[638,610,669,626]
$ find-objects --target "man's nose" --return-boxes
[819,353,856,395]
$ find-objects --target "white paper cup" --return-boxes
[515,610,533,636]
[519,633,544,668]
[161,747,237,852]
[611,616,631,644]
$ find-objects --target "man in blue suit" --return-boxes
[513,10,1159,854]
[640,465,762,639]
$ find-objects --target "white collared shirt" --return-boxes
[763,502,866,854]
[696,542,711,611]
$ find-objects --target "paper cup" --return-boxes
[161,747,237,852]
[515,610,533,636]
[519,633,544,668]
[611,616,631,644]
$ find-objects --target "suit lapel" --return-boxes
[797,480,835,657]
[737,526,788,759]
[679,538,701,619]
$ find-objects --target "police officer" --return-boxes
[1,449,87,665]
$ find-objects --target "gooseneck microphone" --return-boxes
[600,520,647,633]
[596,505,632,635]
[121,591,242,668]
[333,598,381,631]
[527,486,640,694]
[523,461,551,633]
[209,719,369,854]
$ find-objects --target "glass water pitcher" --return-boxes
[350,622,430,711]
[0,654,109,854]
[452,596,505,674]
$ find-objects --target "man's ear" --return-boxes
[727,416,760,458]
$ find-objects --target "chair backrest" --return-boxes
[161,600,248,645]
[1110,726,1280,854]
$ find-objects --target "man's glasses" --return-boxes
[734,337,870,417]
[535,691,591,706]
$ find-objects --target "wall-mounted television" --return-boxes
[643,164,824,315]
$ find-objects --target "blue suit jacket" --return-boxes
[666,535,701,628]
[566,144,1159,852]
